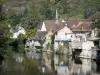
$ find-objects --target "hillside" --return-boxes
[0,0,100,28]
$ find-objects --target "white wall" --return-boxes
[12,27,26,38]
[41,22,47,31]
[57,26,72,38]
[81,59,91,74]
[80,41,94,58]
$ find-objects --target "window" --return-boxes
[65,33,67,35]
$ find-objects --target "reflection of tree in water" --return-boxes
[24,57,43,75]
[0,55,44,75]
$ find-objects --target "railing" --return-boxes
[55,36,71,41]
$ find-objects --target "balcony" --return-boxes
[54,35,71,41]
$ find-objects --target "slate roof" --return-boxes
[33,31,47,41]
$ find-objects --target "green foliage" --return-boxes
[51,53,55,70]
[12,14,22,25]
[24,57,43,75]
[92,19,100,37]
[17,34,26,53]
[26,29,36,38]
[9,34,26,53]
[92,20,100,29]
[0,1,9,57]
[0,22,9,56]
[51,34,55,44]
[5,0,100,29]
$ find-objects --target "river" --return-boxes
[0,52,100,75]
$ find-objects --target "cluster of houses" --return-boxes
[11,10,100,59]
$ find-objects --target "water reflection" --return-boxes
[0,52,100,75]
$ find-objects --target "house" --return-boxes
[54,19,92,49]
[69,58,91,75]
[26,10,62,48]
[26,9,96,58]
[26,31,47,47]
[54,19,96,58]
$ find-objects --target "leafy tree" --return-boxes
[26,28,36,38]
[9,34,26,53]
[92,19,100,37]
[51,34,55,44]
[0,0,9,58]
[18,34,26,53]
[0,22,9,57]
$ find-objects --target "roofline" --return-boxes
[72,30,91,33]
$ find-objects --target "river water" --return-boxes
[0,52,100,75]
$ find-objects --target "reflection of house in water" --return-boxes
[54,55,92,75]
[13,53,24,63]
[81,59,91,75]
[69,58,92,75]
[91,60,100,75]
[26,52,42,60]
[25,52,100,75]
[69,57,82,75]
[54,55,70,75]
[42,53,52,71]
[57,66,69,75]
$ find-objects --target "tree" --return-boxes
[92,19,100,37]
[26,29,36,38]
[0,22,9,57]
[0,0,9,58]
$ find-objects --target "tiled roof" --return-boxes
[66,19,92,32]
[33,31,47,40]
[43,20,64,32]
[55,19,92,33]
